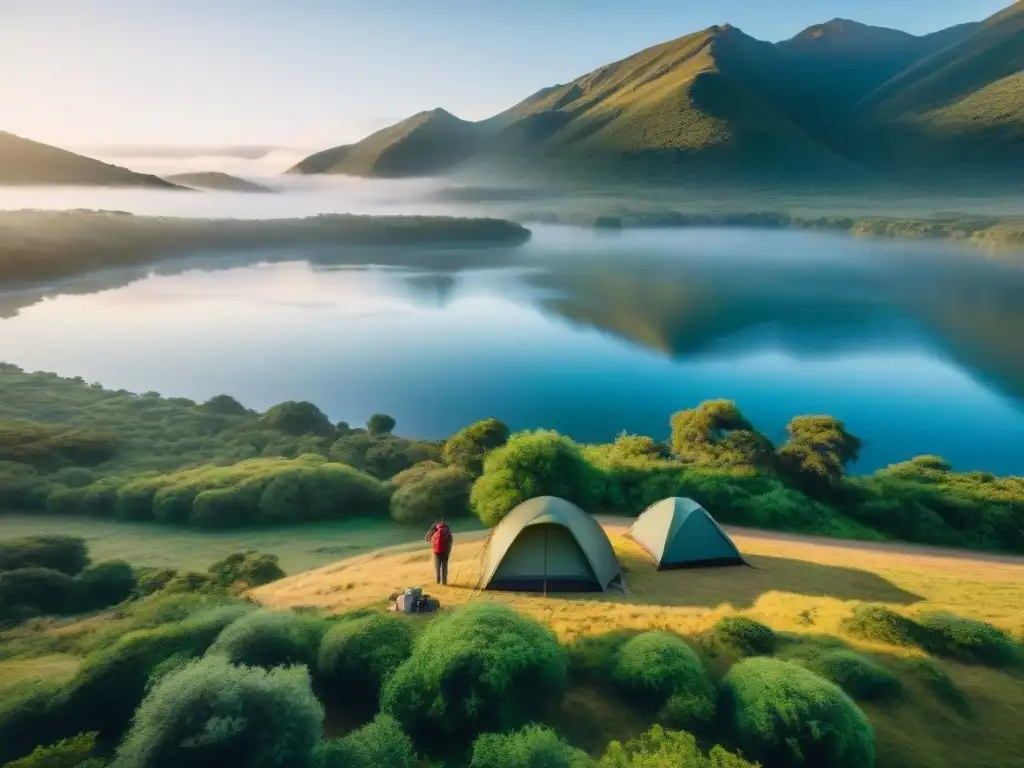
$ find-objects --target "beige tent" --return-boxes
[477,496,622,592]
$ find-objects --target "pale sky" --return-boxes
[0,0,1007,149]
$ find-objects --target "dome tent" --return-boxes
[477,496,622,592]
[627,497,746,569]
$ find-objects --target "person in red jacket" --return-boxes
[425,519,454,585]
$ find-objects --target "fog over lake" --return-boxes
[2,174,1023,475]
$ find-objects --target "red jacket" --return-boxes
[427,523,453,555]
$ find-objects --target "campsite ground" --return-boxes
[252,519,1024,767]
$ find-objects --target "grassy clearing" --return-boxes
[0,514,481,573]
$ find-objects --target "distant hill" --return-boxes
[0,131,180,188]
[290,2,1021,190]
[166,172,275,193]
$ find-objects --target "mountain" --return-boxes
[287,108,481,177]
[291,2,1021,190]
[0,131,180,187]
[166,172,275,193]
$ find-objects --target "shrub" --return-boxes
[907,658,970,715]
[113,480,160,521]
[318,614,414,709]
[191,485,257,528]
[115,656,323,768]
[151,486,195,524]
[776,415,861,495]
[723,658,875,768]
[0,682,68,766]
[71,560,137,612]
[806,651,903,701]
[669,400,774,471]
[443,418,510,475]
[390,465,473,524]
[382,603,568,756]
[367,413,397,437]
[614,632,714,716]
[470,431,605,526]
[916,612,1019,667]
[0,535,89,576]
[259,401,334,436]
[2,731,99,768]
[207,551,285,589]
[62,604,251,740]
[134,567,178,596]
[566,629,637,683]
[600,725,757,768]
[390,460,446,487]
[470,725,595,768]
[0,568,75,620]
[841,604,921,647]
[708,616,777,656]
[203,394,249,416]
[314,715,416,768]
[207,609,325,669]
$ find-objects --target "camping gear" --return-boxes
[627,497,747,569]
[392,586,441,613]
[476,496,622,592]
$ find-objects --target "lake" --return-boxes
[2,213,1024,474]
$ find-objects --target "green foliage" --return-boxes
[613,632,715,729]
[390,460,446,487]
[381,602,568,756]
[313,715,416,768]
[0,536,89,576]
[776,416,861,495]
[470,725,595,768]
[71,561,136,613]
[1,732,98,768]
[366,413,397,437]
[0,568,74,622]
[318,614,414,709]
[258,401,334,436]
[805,651,903,701]
[115,655,323,768]
[207,551,286,590]
[202,394,250,416]
[390,465,473,524]
[566,629,637,683]
[470,430,605,526]
[915,612,1019,668]
[906,658,970,715]
[443,418,511,475]
[600,725,757,768]
[0,682,68,766]
[841,604,921,647]
[723,658,875,768]
[206,609,325,670]
[0,421,119,470]
[669,400,775,472]
[708,616,777,656]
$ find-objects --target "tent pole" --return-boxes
[543,527,548,598]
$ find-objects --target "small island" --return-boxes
[165,171,276,193]
[0,210,532,286]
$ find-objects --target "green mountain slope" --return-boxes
[0,132,180,188]
[287,108,481,177]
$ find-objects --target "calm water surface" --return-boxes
[2,223,1024,474]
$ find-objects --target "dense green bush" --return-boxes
[0,568,75,621]
[443,418,510,475]
[382,602,568,756]
[915,612,1019,667]
[71,560,136,612]
[207,551,285,589]
[313,715,416,768]
[62,604,251,740]
[776,415,861,495]
[708,616,777,656]
[907,658,970,715]
[0,536,89,576]
[566,629,637,683]
[367,413,397,437]
[390,460,446,487]
[723,658,875,768]
[2,731,100,768]
[258,401,334,436]
[202,394,249,416]
[207,609,325,670]
[390,465,473,524]
[0,420,119,469]
[806,651,903,701]
[614,632,713,708]
[599,725,757,768]
[841,604,921,647]
[0,682,68,765]
[115,656,323,768]
[470,431,605,525]
[470,725,595,768]
[318,614,414,709]
[669,400,774,471]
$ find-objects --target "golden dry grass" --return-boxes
[253,520,1024,643]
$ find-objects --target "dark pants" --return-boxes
[434,553,449,585]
